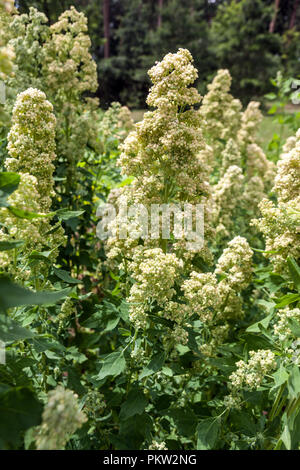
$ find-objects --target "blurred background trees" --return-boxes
[15,0,300,107]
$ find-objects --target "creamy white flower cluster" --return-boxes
[0,88,65,277]
[128,248,183,329]
[118,48,211,207]
[220,138,242,175]
[274,308,300,341]
[35,386,87,450]
[104,190,145,265]
[246,143,275,191]
[43,6,97,99]
[275,133,300,203]
[282,134,297,154]
[212,144,275,246]
[147,48,200,109]
[225,349,277,409]
[237,101,263,151]
[200,69,242,153]
[183,236,253,354]
[236,100,275,191]
[6,88,56,211]
[229,350,276,391]
[215,236,253,290]
[99,101,134,145]
[7,7,48,94]
[254,128,300,272]
[149,440,168,450]
[201,69,275,246]
[212,165,244,240]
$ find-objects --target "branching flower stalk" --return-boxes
[0,88,65,281]
[7,6,99,195]
[200,69,276,248]
[253,128,300,273]
[105,49,253,355]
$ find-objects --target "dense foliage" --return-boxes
[0,1,300,451]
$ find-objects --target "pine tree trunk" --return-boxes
[289,0,300,29]
[103,0,110,58]
[269,0,281,33]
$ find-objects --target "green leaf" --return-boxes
[196,417,221,450]
[287,256,300,293]
[268,104,277,115]
[116,176,134,188]
[272,365,289,390]
[27,336,66,354]
[0,172,20,201]
[265,93,276,100]
[28,250,53,264]
[243,332,274,350]
[0,385,42,448]
[230,411,258,437]
[288,365,300,400]
[65,346,87,364]
[119,388,148,420]
[167,407,197,437]
[256,299,276,310]
[288,319,300,337]
[246,312,273,333]
[119,300,130,322]
[7,206,52,220]
[139,352,166,379]
[281,422,291,450]
[103,315,120,332]
[0,316,35,343]
[97,351,126,380]
[0,276,72,311]
[148,313,173,328]
[116,412,153,450]
[280,407,300,450]
[275,293,300,308]
[53,267,80,284]
[55,209,85,221]
[0,240,24,251]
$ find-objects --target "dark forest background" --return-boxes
[15,0,300,107]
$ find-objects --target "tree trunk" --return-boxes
[289,0,300,29]
[269,0,281,33]
[103,0,110,58]
[157,0,163,28]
